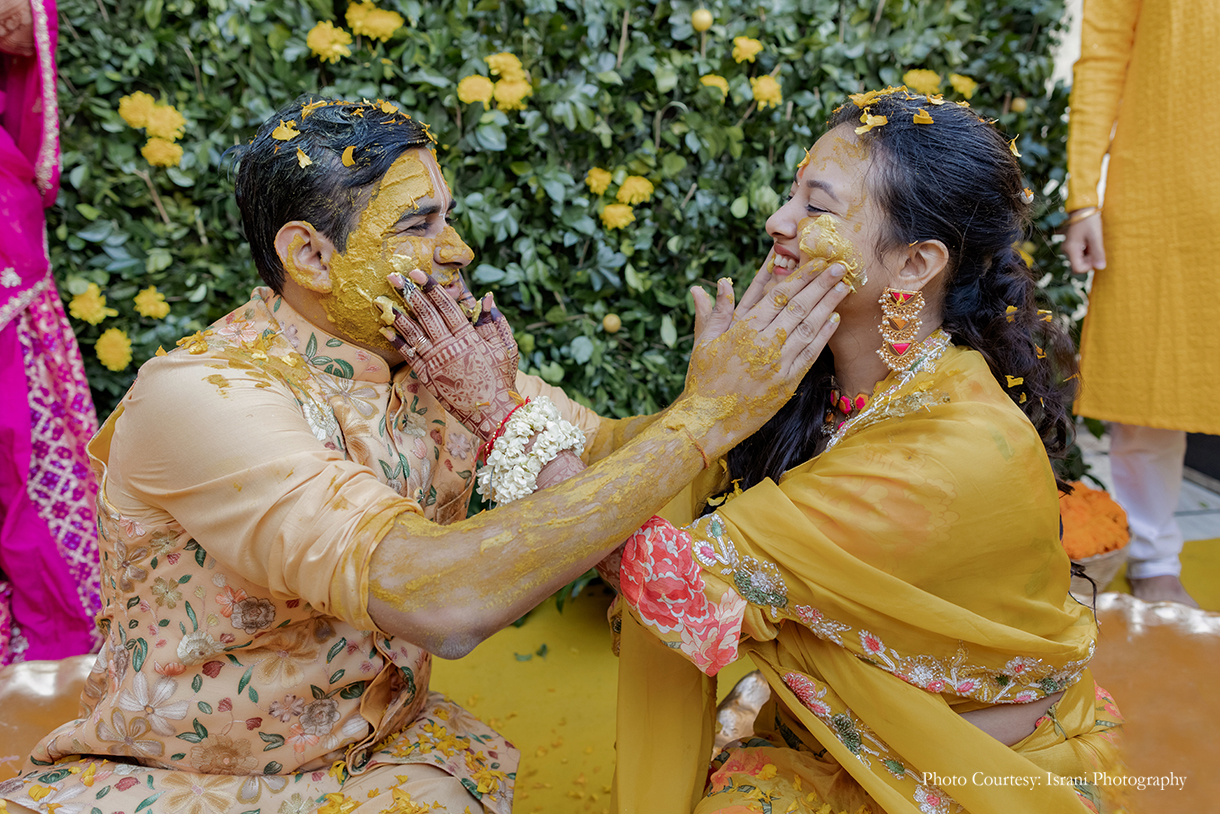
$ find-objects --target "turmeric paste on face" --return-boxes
[798,214,866,292]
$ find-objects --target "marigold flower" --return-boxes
[749,75,782,109]
[901,69,941,96]
[485,52,526,82]
[134,285,170,319]
[1060,481,1128,559]
[616,176,654,205]
[700,74,729,98]
[142,137,183,167]
[585,167,612,196]
[345,2,403,42]
[732,36,763,64]
[493,78,533,111]
[307,21,353,64]
[457,75,495,109]
[69,283,118,325]
[145,104,186,141]
[948,73,978,100]
[600,203,635,230]
[118,91,157,129]
[96,328,133,372]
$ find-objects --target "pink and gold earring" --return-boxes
[877,288,925,371]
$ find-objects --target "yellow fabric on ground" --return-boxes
[1067,0,1220,433]
[1105,538,1220,611]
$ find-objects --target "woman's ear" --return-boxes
[894,239,950,292]
[275,221,336,294]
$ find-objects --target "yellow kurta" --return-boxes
[1067,0,1220,432]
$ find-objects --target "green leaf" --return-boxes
[238,664,254,695]
[338,681,368,700]
[660,315,677,348]
[730,196,749,218]
[327,638,347,663]
[259,732,285,751]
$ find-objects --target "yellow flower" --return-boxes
[271,119,300,141]
[134,286,170,319]
[68,282,118,325]
[96,328,133,372]
[145,104,186,141]
[855,110,888,135]
[346,2,403,42]
[732,36,763,63]
[118,91,157,129]
[600,203,635,230]
[948,73,978,100]
[585,167,612,196]
[756,763,778,781]
[901,69,942,96]
[616,175,654,205]
[317,792,361,814]
[457,75,494,109]
[142,137,183,167]
[493,78,533,111]
[700,74,729,98]
[307,21,353,64]
[749,75,782,109]
[1009,135,1022,157]
[485,52,526,82]
[912,108,934,124]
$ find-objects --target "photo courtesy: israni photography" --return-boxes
[922,771,1188,792]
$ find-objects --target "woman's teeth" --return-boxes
[772,254,797,271]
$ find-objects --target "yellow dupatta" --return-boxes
[612,338,1119,814]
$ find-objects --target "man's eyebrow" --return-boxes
[805,178,842,203]
[394,203,442,223]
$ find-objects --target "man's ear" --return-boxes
[275,221,336,294]
[893,239,950,293]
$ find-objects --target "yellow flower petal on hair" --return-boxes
[271,119,299,141]
[1036,345,1045,359]
[134,285,170,319]
[797,147,813,171]
[731,36,763,64]
[1005,375,1024,388]
[749,75,783,110]
[1022,187,1034,204]
[1009,136,1021,157]
[342,145,356,167]
[854,110,888,135]
[912,108,934,124]
[306,20,352,64]
[1005,305,1018,323]
[141,137,183,167]
[848,89,881,108]
[925,93,945,106]
[1038,309,1053,322]
[948,73,978,100]
[96,328,133,372]
[901,69,941,96]
[457,75,495,109]
[118,91,157,129]
[156,345,167,356]
[699,74,729,99]
[585,167,612,196]
[69,282,118,325]
[380,100,399,115]
[600,203,635,230]
[616,175,654,205]
[301,99,328,117]
[296,148,313,168]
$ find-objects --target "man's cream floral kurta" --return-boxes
[0,289,599,814]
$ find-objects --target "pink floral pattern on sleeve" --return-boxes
[620,516,746,675]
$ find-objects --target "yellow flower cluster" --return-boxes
[96,327,133,372]
[616,175,654,205]
[306,21,352,64]
[585,167,612,196]
[750,75,782,109]
[134,285,171,319]
[700,74,729,99]
[732,36,763,63]
[600,204,635,230]
[346,1,403,42]
[949,73,978,99]
[456,75,494,109]
[901,69,941,96]
[118,91,188,167]
[68,282,118,325]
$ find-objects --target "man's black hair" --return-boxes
[231,95,434,293]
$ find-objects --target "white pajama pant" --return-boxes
[1108,422,1187,579]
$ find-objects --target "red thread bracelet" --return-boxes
[478,398,530,464]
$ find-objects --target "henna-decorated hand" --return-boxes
[383,270,520,441]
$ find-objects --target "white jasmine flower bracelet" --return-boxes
[476,395,586,505]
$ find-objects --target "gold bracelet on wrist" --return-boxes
[1065,207,1100,226]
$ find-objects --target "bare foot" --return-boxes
[715,670,771,750]
[1129,575,1200,608]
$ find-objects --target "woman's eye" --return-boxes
[806,205,826,215]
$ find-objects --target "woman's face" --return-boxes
[764,125,906,317]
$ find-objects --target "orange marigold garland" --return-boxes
[1059,481,1129,560]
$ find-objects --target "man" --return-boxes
[0,96,846,813]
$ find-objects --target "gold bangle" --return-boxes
[1065,207,1100,226]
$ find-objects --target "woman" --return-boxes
[608,89,1121,814]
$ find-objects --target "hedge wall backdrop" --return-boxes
[55,0,1086,471]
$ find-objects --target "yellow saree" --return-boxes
[612,334,1121,814]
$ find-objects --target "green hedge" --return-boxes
[55,0,1084,469]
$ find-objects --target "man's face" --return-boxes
[320,148,474,352]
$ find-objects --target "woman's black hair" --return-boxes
[721,89,1079,499]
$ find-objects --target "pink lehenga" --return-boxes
[0,0,102,665]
